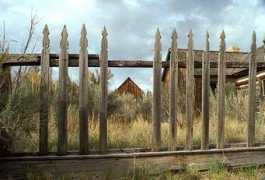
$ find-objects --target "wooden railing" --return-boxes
[0,24,263,155]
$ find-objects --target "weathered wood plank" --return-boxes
[169,30,178,150]
[185,30,194,150]
[247,31,257,147]
[99,27,108,153]
[152,29,162,151]
[4,54,265,69]
[57,26,69,155]
[201,32,210,150]
[79,25,89,154]
[217,31,226,149]
[0,53,11,112]
[2,147,265,179]
[39,25,50,155]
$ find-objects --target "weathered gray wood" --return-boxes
[99,27,108,153]
[217,31,226,149]
[0,53,11,112]
[152,29,162,151]
[79,25,89,154]
[247,31,257,147]
[169,30,178,150]
[185,30,194,150]
[57,26,69,155]
[39,25,50,155]
[201,32,210,150]
[4,54,265,69]
[2,146,265,179]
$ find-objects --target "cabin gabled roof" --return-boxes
[117,77,144,96]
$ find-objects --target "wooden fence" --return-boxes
[0,24,261,155]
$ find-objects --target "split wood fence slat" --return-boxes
[99,27,108,153]
[247,31,257,147]
[79,25,89,154]
[39,25,50,155]
[169,29,178,150]
[201,32,210,150]
[1,24,263,155]
[152,29,162,151]
[185,30,194,150]
[217,31,226,149]
[57,26,69,155]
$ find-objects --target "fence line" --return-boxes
[0,24,263,155]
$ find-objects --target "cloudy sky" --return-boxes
[1,0,265,91]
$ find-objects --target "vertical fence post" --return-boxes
[201,31,210,150]
[57,26,69,155]
[152,29,162,151]
[217,31,226,149]
[79,25,89,154]
[169,29,178,150]
[99,27,108,153]
[39,25,50,155]
[185,30,194,150]
[247,31,257,147]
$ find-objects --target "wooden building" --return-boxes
[117,77,144,98]
[161,48,253,113]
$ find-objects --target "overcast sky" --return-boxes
[1,0,265,91]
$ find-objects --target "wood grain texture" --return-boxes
[169,30,178,150]
[39,25,50,155]
[247,31,257,147]
[2,147,265,179]
[117,77,144,98]
[57,26,69,155]
[4,54,265,69]
[201,32,210,150]
[152,29,162,151]
[79,25,89,154]
[185,30,194,150]
[99,27,108,153]
[217,31,226,149]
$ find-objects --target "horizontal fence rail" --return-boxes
[0,24,263,156]
[4,54,265,68]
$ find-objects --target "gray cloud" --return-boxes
[1,0,265,91]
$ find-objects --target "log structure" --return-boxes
[117,77,144,98]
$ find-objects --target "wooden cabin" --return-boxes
[117,77,144,98]
[161,48,254,113]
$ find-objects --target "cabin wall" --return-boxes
[117,80,143,98]
[163,68,202,116]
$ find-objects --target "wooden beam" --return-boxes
[57,26,69,155]
[217,31,226,149]
[2,146,265,179]
[201,32,210,150]
[99,27,108,153]
[169,30,178,150]
[39,25,50,155]
[79,25,89,154]
[152,29,162,151]
[185,30,194,150]
[4,54,265,69]
[247,31,257,147]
